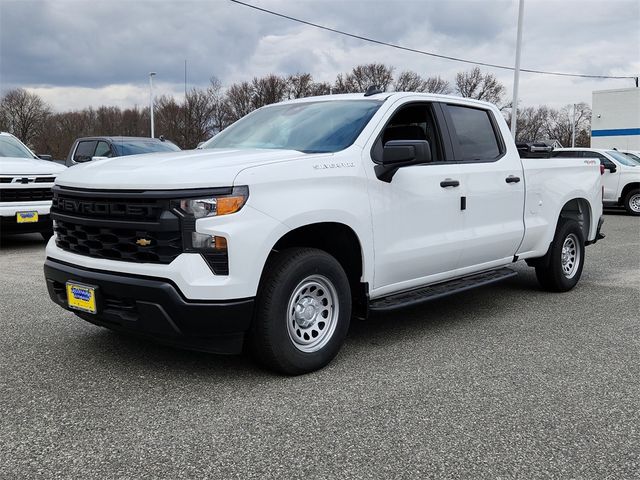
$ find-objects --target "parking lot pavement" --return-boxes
[0,213,638,480]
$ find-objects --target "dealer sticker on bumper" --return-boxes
[16,211,38,223]
[66,282,97,314]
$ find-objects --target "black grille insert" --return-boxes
[0,188,53,202]
[54,219,183,263]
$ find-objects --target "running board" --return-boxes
[369,267,517,312]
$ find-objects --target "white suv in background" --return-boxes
[0,132,66,239]
[553,148,640,215]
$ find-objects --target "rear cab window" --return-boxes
[445,104,503,161]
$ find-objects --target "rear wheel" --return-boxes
[623,189,640,216]
[249,247,351,375]
[535,218,585,292]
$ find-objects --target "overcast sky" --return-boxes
[1,0,638,111]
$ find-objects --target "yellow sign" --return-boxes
[66,282,97,314]
[16,211,38,223]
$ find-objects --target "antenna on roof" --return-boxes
[364,85,383,97]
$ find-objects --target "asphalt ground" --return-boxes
[1,211,638,479]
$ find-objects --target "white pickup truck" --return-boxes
[1,132,66,239]
[44,92,604,374]
[553,147,640,215]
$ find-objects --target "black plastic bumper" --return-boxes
[44,258,254,354]
[1,214,52,234]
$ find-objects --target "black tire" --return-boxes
[623,189,640,216]
[535,218,585,292]
[249,247,351,375]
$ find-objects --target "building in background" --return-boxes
[591,87,640,149]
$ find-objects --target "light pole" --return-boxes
[510,0,525,139]
[149,72,156,138]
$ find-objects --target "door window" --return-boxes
[378,103,444,161]
[94,141,112,158]
[74,141,97,162]
[446,105,502,161]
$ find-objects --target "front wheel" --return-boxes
[623,189,640,216]
[249,247,352,375]
[535,218,585,292]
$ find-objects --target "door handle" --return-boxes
[505,175,521,183]
[440,179,460,188]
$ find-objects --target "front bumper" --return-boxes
[44,258,254,354]
[1,213,52,234]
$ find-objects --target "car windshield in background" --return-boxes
[622,152,640,164]
[607,150,638,166]
[203,100,383,153]
[114,140,181,156]
[0,136,35,159]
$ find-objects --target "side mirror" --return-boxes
[37,154,53,161]
[91,156,109,162]
[607,165,617,173]
[376,140,431,182]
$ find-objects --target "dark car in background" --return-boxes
[66,136,181,167]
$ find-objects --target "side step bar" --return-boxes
[369,267,517,312]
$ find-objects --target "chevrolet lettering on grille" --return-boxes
[55,198,154,217]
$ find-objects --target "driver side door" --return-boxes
[365,100,466,296]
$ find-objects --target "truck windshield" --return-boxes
[202,100,382,153]
[607,151,638,167]
[0,136,36,159]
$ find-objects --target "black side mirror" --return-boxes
[607,165,617,173]
[375,140,431,182]
[37,154,53,161]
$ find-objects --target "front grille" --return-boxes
[54,219,183,263]
[0,188,53,202]
[50,186,230,274]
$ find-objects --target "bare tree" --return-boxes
[226,81,254,122]
[545,103,591,147]
[209,77,231,132]
[252,74,288,108]
[334,63,395,93]
[394,71,452,94]
[0,88,51,146]
[287,73,314,99]
[455,67,505,105]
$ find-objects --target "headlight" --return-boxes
[178,186,249,218]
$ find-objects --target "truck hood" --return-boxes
[0,157,67,175]
[55,148,310,189]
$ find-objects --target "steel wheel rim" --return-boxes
[561,233,581,279]
[629,193,640,213]
[286,274,339,353]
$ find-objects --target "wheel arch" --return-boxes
[619,182,640,204]
[261,222,369,316]
[558,197,592,242]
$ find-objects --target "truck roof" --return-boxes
[276,92,498,110]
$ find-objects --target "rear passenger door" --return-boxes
[442,103,525,272]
